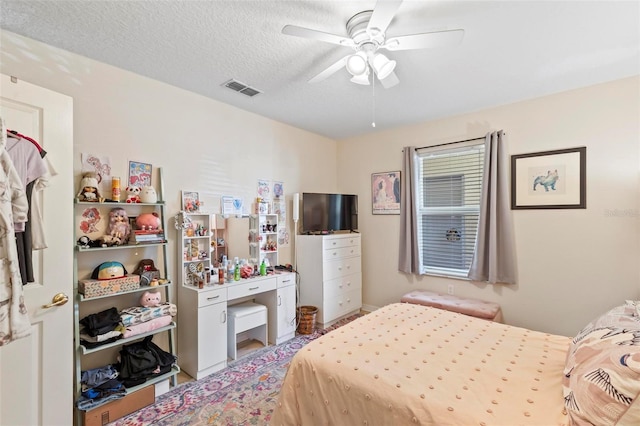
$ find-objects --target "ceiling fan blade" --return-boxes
[367,0,403,34]
[383,29,465,51]
[282,25,354,48]
[308,55,349,83]
[378,71,399,89]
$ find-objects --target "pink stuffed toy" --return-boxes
[135,212,161,230]
[139,291,161,307]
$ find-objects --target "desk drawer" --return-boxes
[277,273,295,288]
[228,277,276,300]
[324,257,361,281]
[198,288,227,308]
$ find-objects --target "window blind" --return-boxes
[417,143,485,276]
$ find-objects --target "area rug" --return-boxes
[110,314,361,426]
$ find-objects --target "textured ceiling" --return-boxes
[1,1,638,140]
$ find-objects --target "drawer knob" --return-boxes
[207,295,220,300]
[249,286,259,291]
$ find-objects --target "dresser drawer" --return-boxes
[227,277,276,300]
[323,235,361,250]
[198,287,227,308]
[323,244,361,261]
[324,257,361,281]
[324,272,362,299]
[322,288,362,323]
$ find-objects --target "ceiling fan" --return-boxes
[282,0,464,88]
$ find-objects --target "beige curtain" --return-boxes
[468,130,517,284]
[398,146,421,273]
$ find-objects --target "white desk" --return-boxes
[177,271,296,380]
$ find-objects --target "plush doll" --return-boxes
[139,186,158,203]
[139,291,161,307]
[135,212,161,230]
[76,172,103,202]
[108,207,131,243]
[125,186,141,203]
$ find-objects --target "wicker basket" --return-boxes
[296,305,318,335]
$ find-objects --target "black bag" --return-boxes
[118,336,176,385]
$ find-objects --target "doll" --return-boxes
[108,207,130,243]
[76,172,103,202]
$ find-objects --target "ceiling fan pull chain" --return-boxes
[371,74,376,128]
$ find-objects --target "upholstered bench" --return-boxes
[401,290,503,323]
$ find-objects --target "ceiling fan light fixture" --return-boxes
[350,71,370,85]
[372,53,396,80]
[346,52,368,76]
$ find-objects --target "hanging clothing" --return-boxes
[30,155,56,250]
[0,117,31,346]
[5,133,48,284]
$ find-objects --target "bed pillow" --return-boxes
[563,302,640,425]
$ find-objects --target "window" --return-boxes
[417,142,485,277]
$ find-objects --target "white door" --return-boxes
[0,74,73,426]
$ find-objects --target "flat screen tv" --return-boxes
[301,193,358,234]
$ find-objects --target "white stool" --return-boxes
[227,302,268,360]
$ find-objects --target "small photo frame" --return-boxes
[511,147,586,209]
[128,161,152,188]
[182,191,200,213]
[372,171,401,215]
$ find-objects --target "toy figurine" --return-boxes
[125,186,141,203]
[108,207,131,243]
[76,172,103,202]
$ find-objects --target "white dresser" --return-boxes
[297,234,362,328]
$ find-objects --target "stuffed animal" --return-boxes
[139,291,161,307]
[135,212,161,230]
[139,186,158,203]
[76,172,103,202]
[108,207,131,243]
[125,186,141,203]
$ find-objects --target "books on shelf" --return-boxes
[131,230,165,243]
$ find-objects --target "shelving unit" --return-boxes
[177,212,213,288]
[73,200,178,423]
[249,213,279,268]
[177,212,228,380]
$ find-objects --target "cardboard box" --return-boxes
[79,274,140,298]
[83,385,154,426]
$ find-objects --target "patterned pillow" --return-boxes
[563,302,640,425]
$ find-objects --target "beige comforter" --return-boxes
[272,303,571,426]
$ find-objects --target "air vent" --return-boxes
[222,79,262,97]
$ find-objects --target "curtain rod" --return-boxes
[414,136,486,151]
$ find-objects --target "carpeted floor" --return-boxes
[109,314,361,425]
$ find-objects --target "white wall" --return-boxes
[338,76,640,337]
[0,30,339,278]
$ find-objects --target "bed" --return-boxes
[271,302,640,425]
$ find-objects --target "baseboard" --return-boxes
[361,304,380,313]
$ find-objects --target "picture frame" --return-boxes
[128,161,152,188]
[371,171,401,215]
[511,147,586,209]
[182,191,200,213]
